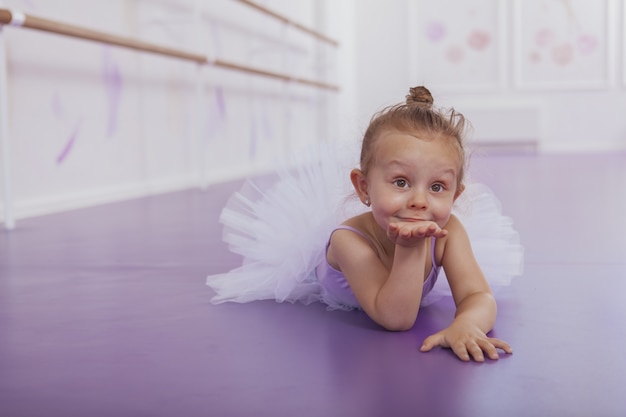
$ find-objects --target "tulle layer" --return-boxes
[206,143,523,309]
[422,182,524,305]
[206,142,365,309]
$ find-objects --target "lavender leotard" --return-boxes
[315,226,441,309]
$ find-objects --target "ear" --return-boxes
[350,168,369,205]
[453,183,465,201]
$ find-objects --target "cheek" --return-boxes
[432,198,455,221]
[372,190,404,210]
[369,185,392,202]
[370,193,399,222]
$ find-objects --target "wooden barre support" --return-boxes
[235,0,339,47]
[0,8,339,91]
[214,58,338,91]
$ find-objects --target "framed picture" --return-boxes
[408,0,506,92]
[513,0,615,90]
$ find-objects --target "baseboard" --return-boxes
[1,176,197,223]
[469,139,539,154]
[539,141,626,153]
[0,161,271,226]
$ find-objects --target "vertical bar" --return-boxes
[195,62,207,189]
[281,22,291,157]
[192,0,207,189]
[314,0,329,145]
[0,24,15,230]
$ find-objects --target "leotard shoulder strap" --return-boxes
[331,225,371,241]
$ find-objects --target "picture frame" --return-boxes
[408,0,506,93]
[512,0,616,90]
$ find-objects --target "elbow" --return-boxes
[384,323,414,332]
[379,314,417,332]
[371,294,420,331]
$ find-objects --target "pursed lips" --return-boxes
[396,217,427,222]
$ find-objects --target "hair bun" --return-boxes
[405,86,434,108]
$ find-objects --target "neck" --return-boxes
[366,213,396,257]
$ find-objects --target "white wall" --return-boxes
[0,0,355,224]
[354,0,626,153]
[2,0,625,226]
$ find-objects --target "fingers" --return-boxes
[387,223,399,241]
[453,342,476,362]
[420,333,482,362]
[455,338,513,362]
[478,339,498,361]
[420,333,446,352]
[412,222,446,238]
[421,335,513,362]
[490,338,513,355]
[388,221,447,245]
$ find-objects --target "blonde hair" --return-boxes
[359,86,468,188]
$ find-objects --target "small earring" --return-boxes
[365,198,371,207]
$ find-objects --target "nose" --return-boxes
[408,188,428,209]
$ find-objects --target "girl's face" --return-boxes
[355,131,462,233]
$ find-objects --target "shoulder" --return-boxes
[444,213,466,233]
[326,213,380,270]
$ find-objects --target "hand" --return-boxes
[387,221,447,247]
[419,321,512,362]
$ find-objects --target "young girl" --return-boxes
[207,86,523,362]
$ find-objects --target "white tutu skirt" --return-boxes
[206,143,524,310]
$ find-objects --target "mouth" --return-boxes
[396,217,426,222]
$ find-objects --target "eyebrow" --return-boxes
[436,168,457,177]
[386,160,413,169]
[386,160,457,177]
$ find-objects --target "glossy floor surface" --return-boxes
[1,152,626,417]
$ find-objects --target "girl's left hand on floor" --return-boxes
[419,322,512,362]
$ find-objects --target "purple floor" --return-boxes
[1,152,626,417]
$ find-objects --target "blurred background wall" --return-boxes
[0,0,624,224]
[355,0,626,153]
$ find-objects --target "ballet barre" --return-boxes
[0,9,339,90]
[0,8,339,230]
[235,0,339,47]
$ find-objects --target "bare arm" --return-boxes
[371,242,428,330]
[419,215,512,361]
[329,220,446,331]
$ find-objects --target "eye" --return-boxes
[393,178,409,188]
[430,183,444,192]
